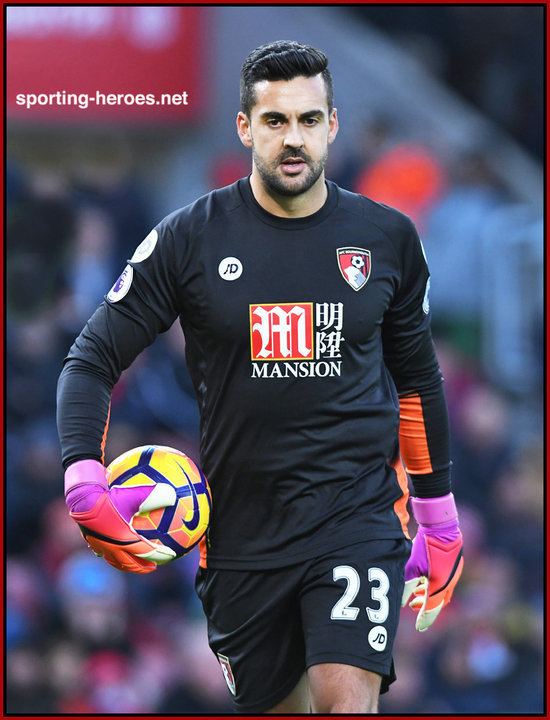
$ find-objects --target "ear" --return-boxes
[236,111,253,149]
[328,108,339,145]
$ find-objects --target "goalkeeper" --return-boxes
[57,41,463,714]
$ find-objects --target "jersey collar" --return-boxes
[238,176,338,230]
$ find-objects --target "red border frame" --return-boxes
[2,3,547,720]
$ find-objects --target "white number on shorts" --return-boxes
[330,566,360,620]
[331,566,391,624]
[366,567,390,623]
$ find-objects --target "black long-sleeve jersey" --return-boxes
[57,178,451,570]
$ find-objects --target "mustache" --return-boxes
[277,150,310,164]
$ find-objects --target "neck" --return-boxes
[249,169,327,218]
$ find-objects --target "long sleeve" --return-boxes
[57,222,181,468]
[382,218,451,498]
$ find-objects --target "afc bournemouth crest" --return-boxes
[217,654,236,695]
[337,247,371,291]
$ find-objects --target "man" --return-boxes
[57,41,463,713]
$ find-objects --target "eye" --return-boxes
[303,117,319,126]
[267,118,283,128]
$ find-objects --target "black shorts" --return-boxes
[195,538,411,713]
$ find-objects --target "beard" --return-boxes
[252,146,328,197]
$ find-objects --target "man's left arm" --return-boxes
[382,218,464,632]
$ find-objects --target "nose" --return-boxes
[283,120,304,150]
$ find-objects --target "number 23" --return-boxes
[330,565,390,623]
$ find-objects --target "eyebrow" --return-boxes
[259,109,325,121]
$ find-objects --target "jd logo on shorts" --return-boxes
[217,653,236,695]
[368,625,387,651]
[218,256,243,281]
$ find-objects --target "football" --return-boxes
[106,445,211,560]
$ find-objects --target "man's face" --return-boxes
[237,74,338,197]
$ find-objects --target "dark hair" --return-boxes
[240,40,333,117]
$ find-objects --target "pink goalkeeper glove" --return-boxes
[65,459,176,573]
[402,493,464,631]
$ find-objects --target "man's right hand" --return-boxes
[64,459,176,573]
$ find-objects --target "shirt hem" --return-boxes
[203,527,407,570]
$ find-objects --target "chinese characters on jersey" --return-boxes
[250,302,345,378]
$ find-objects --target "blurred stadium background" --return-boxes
[6,6,544,714]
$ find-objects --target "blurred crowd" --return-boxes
[6,21,543,707]
[348,5,544,161]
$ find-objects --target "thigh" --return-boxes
[195,565,306,713]
[266,673,310,714]
[308,663,381,713]
[301,539,411,694]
